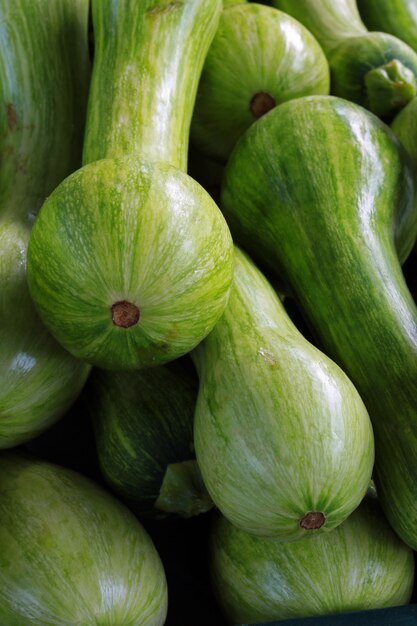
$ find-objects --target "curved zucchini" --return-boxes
[210,489,414,624]
[221,95,417,549]
[193,246,374,540]
[357,0,417,53]
[191,3,329,163]
[0,0,91,447]
[273,0,417,118]
[27,0,234,370]
[0,453,167,625]
[88,363,213,518]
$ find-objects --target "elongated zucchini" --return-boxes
[0,0,91,447]
[88,363,213,518]
[0,454,167,625]
[273,0,417,118]
[191,3,329,162]
[221,95,417,549]
[358,0,417,53]
[193,246,374,540]
[27,0,234,370]
[210,488,414,624]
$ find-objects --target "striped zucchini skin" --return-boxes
[193,247,374,540]
[357,0,417,53]
[272,0,367,55]
[0,0,91,447]
[27,0,234,370]
[191,3,329,163]
[83,0,222,170]
[209,490,414,625]
[272,0,417,118]
[221,95,417,549]
[27,157,233,369]
[89,363,212,517]
[0,454,167,625]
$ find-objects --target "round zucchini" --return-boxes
[210,488,414,624]
[0,0,91,447]
[221,95,417,549]
[0,453,167,625]
[27,0,234,370]
[193,246,374,540]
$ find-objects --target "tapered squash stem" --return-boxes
[83,0,221,170]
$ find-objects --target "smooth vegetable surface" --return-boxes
[27,0,234,370]
[357,0,417,53]
[193,247,374,540]
[210,489,414,624]
[221,95,417,549]
[89,362,213,518]
[0,454,168,625]
[191,3,329,162]
[0,0,91,447]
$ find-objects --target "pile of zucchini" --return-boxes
[1,0,417,624]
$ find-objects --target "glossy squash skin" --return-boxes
[273,0,417,119]
[193,247,374,540]
[0,0,91,447]
[27,0,234,370]
[357,0,417,53]
[0,454,167,625]
[210,489,414,625]
[221,95,417,549]
[392,97,417,169]
[88,363,213,518]
[191,3,329,163]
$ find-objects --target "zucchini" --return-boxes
[88,363,213,518]
[357,0,417,53]
[191,3,329,163]
[221,95,417,549]
[0,453,167,625]
[193,247,374,540]
[273,0,417,118]
[210,488,414,624]
[391,97,417,170]
[27,0,234,370]
[0,0,91,447]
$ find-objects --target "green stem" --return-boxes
[365,59,417,117]
[155,460,213,518]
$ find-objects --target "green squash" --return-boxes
[273,0,417,118]
[191,3,329,163]
[221,95,417,549]
[0,453,167,625]
[88,363,213,518]
[357,0,417,53]
[27,0,234,370]
[392,96,417,170]
[193,246,374,540]
[210,488,414,624]
[0,0,91,447]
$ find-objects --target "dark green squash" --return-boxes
[193,246,374,540]
[357,0,417,54]
[221,95,417,549]
[27,0,234,370]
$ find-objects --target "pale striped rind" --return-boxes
[191,3,329,162]
[193,247,374,540]
[0,454,167,625]
[272,0,367,54]
[209,490,414,624]
[221,95,417,549]
[0,0,91,447]
[27,157,234,369]
[83,0,222,170]
[358,0,417,53]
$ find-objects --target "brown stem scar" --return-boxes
[111,301,140,328]
[299,511,325,530]
[250,92,276,119]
